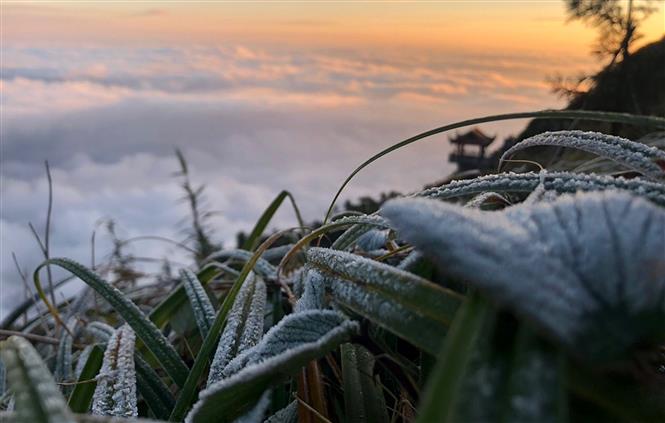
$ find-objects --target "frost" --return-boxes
[181,268,216,338]
[293,267,327,312]
[92,324,138,418]
[74,345,93,380]
[355,229,390,252]
[500,130,665,180]
[306,247,461,355]
[0,336,75,423]
[382,191,665,361]
[329,215,391,251]
[264,400,298,423]
[261,244,295,263]
[188,310,358,423]
[465,191,511,209]
[205,249,277,278]
[207,273,267,387]
[416,171,665,207]
[87,321,115,343]
[54,317,77,386]
[235,390,272,423]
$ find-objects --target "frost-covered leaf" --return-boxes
[464,191,511,209]
[207,272,267,387]
[181,269,216,338]
[188,310,358,423]
[33,259,189,387]
[307,248,462,355]
[293,267,327,313]
[86,324,173,419]
[355,229,390,252]
[416,171,665,207]
[0,412,167,422]
[382,191,665,362]
[500,130,665,180]
[263,401,297,423]
[0,360,5,397]
[92,325,137,418]
[234,390,272,423]
[0,336,75,423]
[87,322,115,343]
[55,318,78,390]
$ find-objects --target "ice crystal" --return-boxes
[416,171,665,207]
[207,273,267,387]
[293,267,327,312]
[264,400,298,423]
[54,317,77,385]
[181,268,216,338]
[188,310,358,423]
[92,324,138,417]
[87,321,115,342]
[355,229,390,252]
[0,336,74,423]
[382,191,665,361]
[500,130,665,180]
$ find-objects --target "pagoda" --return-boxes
[448,128,496,171]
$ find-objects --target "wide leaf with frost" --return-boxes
[0,336,75,423]
[206,272,266,387]
[499,131,665,180]
[187,310,358,423]
[92,325,137,418]
[381,191,665,362]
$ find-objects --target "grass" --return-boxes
[1,110,664,423]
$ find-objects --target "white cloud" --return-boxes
[1,43,573,319]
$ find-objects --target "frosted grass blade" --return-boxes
[33,259,189,387]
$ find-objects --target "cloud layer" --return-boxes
[1,43,579,318]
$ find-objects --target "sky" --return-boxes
[1,1,664,319]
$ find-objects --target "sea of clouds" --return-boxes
[1,43,585,318]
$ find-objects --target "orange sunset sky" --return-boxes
[3,2,664,53]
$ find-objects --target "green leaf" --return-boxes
[306,248,462,355]
[181,269,216,338]
[33,259,189,387]
[242,190,304,252]
[341,343,389,423]
[0,336,76,423]
[68,345,103,414]
[134,354,176,421]
[499,130,665,180]
[416,293,490,423]
[186,310,359,423]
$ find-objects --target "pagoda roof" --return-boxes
[449,128,496,146]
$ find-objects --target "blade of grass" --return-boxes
[33,258,189,387]
[168,230,296,422]
[416,293,490,423]
[242,190,305,252]
[68,345,104,413]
